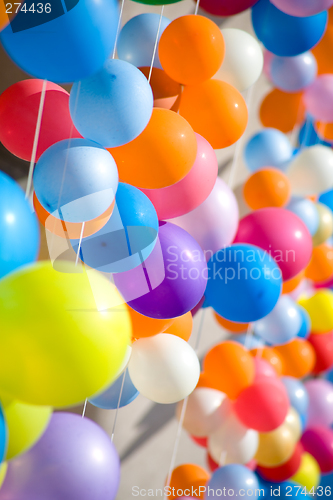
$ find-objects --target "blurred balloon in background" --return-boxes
[260,88,305,133]
[286,197,319,236]
[299,289,333,332]
[244,168,291,210]
[281,376,309,426]
[89,369,139,410]
[206,465,259,500]
[270,0,333,16]
[168,464,209,500]
[244,129,293,172]
[303,75,333,122]
[274,338,315,378]
[305,379,333,428]
[270,52,317,92]
[312,203,333,246]
[301,426,333,473]
[290,452,320,490]
[139,67,182,111]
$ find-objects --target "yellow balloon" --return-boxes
[312,203,333,247]
[291,453,320,490]
[0,463,7,488]
[0,261,131,407]
[299,289,333,333]
[284,407,302,442]
[255,423,296,467]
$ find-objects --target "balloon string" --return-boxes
[111,368,127,443]
[82,398,88,418]
[194,307,207,351]
[148,5,165,84]
[112,0,126,59]
[194,0,201,15]
[75,221,85,266]
[25,79,47,200]
[244,322,254,350]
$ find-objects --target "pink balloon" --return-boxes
[305,379,333,429]
[301,427,333,473]
[254,357,278,382]
[171,177,239,260]
[197,0,259,16]
[141,134,218,220]
[303,75,333,123]
[234,208,313,281]
[270,0,333,17]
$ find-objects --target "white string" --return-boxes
[194,0,201,15]
[75,221,85,266]
[195,308,207,351]
[112,0,126,60]
[82,398,88,418]
[25,79,47,199]
[244,322,254,350]
[111,369,127,443]
[148,5,165,84]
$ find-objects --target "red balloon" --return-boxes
[234,378,289,432]
[257,442,303,483]
[190,435,208,448]
[0,79,82,162]
[301,427,333,473]
[197,0,259,16]
[207,453,219,473]
[308,332,333,374]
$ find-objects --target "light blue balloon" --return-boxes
[244,128,293,172]
[296,305,311,339]
[253,295,301,345]
[207,465,259,500]
[89,369,139,410]
[70,59,153,148]
[319,188,333,213]
[117,14,171,69]
[281,376,309,419]
[232,334,264,350]
[270,52,317,93]
[0,404,7,463]
[286,196,319,236]
[0,172,40,279]
[33,139,118,223]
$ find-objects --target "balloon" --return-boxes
[281,377,309,419]
[318,187,333,212]
[128,334,200,404]
[274,338,315,378]
[165,312,193,342]
[208,411,259,466]
[214,313,249,333]
[0,413,120,500]
[304,379,333,428]
[306,243,333,282]
[260,89,305,133]
[312,203,333,247]
[139,67,182,111]
[203,341,255,400]
[117,14,170,70]
[206,465,259,500]
[283,271,306,295]
[171,177,239,258]
[254,295,302,345]
[298,117,332,147]
[179,79,248,149]
[315,120,333,142]
[255,423,297,467]
[108,108,197,189]
[257,442,303,483]
[296,305,311,338]
[70,183,158,274]
[254,357,279,381]
[141,133,218,220]
[0,172,39,279]
[288,146,333,196]
[168,464,209,500]
[286,197,319,237]
[191,435,208,448]
[285,407,302,442]
[127,305,174,339]
[0,0,119,82]
[270,52,317,93]
[89,368,138,410]
[250,347,284,376]
[303,75,333,123]
[271,0,333,16]
[0,1,10,31]
[244,129,293,173]
[215,29,263,92]
[319,470,333,488]
[0,405,7,463]
[34,139,118,224]
[159,15,225,86]
[263,50,274,80]
[251,0,328,57]
[243,168,291,210]
[312,22,333,75]
[308,332,333,374]
[176,388,230,437]
[299,290,333,332]
[198,0,259,16]
[301,427,333,473]
[290,453,320,490]
[113,221,207,319]
[0,261,131,407]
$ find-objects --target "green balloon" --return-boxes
[131,0,183,4]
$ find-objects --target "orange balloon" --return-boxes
[33,192,114,239]
[250,347,283,377]
[203,341,255,400]
[0,1,10,31]
[312,23,333,75]
[314,121,333,142]
[127,305,174,339]
[165,312,193,342]
[108,108,197,189]
[214,312,249,333]
[243,168,291,210]
[305,244,333,283]
[167,464,210,500]
[282,271,305,295]
[179,79,248,149]
[274,338,316,379]
[139,67,182,112]
[260,89,305,134]
[158,15,225,86]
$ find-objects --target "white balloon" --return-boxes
[176,388,231,437]
[128,334,200,404]
[208,410,259,465]
[215,29,263,92]
[288,145,333,195]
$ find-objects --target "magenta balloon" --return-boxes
[305,379,333,429]
[141,134,218,220]
[113,221,207,319]
[234,208,313,281]
[198,0,259,16]
[270,0,333,17]
[303,75,333,122]
[301,426,333,473]
[171,177,239,260]
[0,413,120,500]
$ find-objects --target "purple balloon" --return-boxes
[270,52,317,93]
[303,75,333,123]
[114,221,207,319]
[270,0,333,17]
[0,413,120,500]
[305,379,333,428]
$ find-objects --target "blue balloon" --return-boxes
[286,196,319,236]
[270,52,317,93]
[296,305,311,339]
[89,369,139,410]
[244,128,293,172]
[233,334,264,350]
[319,188,333,213]
[325,367,333,385]
[0,404,7,463]
[320,471,333,488]
[117,14,171,70]
[0,0,119,83]
[33,139,118,223]
[251,0,328,57]
[281,376,309,420]
[70,60,153,148]
[298,117,332,148]
[205,244,282,323]
[208,465,259,500]
[71,183,158,273]
[0,172,39,280]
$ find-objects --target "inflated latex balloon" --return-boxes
[281,377,309,419]
[254,295,302,345]
[290,453,320,490]
[141,133,218,220]
[128,334,200,404]
[298,117,332,147]
[214,313,249,333]
[285,407,302,441]
[296,305,311,338]
[305,243,333,282]
[303,75,333,122]
[244,129,293,172]
[271,0,333,17]
[113,221,207,320]
[165,312,193,342]
[257,442,302,483]
[301,427,333,473]
[127,305,174,339]
[250,347,284,376]
[243,168,291,210]
[168,464,209,500]
[286,197,319,236]
[299,290,333,332]
[274,338,315,378]
[89,369,139,410]
[206,465,259,500]
[215,29,263,92]
[0,0,119,82]
[0,172,39,279]
[0,1,10,31]
[0,406,7,463]
[254,357,279,381]
[255,423,297,467]
[305,379,333,428]
[0,80,82,162]
[109,108,197,189]
[270,52,317,93]
[319,187,333,211]
[179,79,248,149]
[0,262,131,407]
[282,271,306,295]
[159,15,225,86]
[312,22,333,75]
[288,146,333,196]
[315,120,333,142]
[308,332,333,374]
[191,436,208,449]
[117,14,170,69]
[139,67,182,111]
[170,177,239,258]
[312,203,333,247]
[198,0,259,16]
[0,413,120,500]
[260,89,305,133]
[252,0,328,57]
[70,183,158,274]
